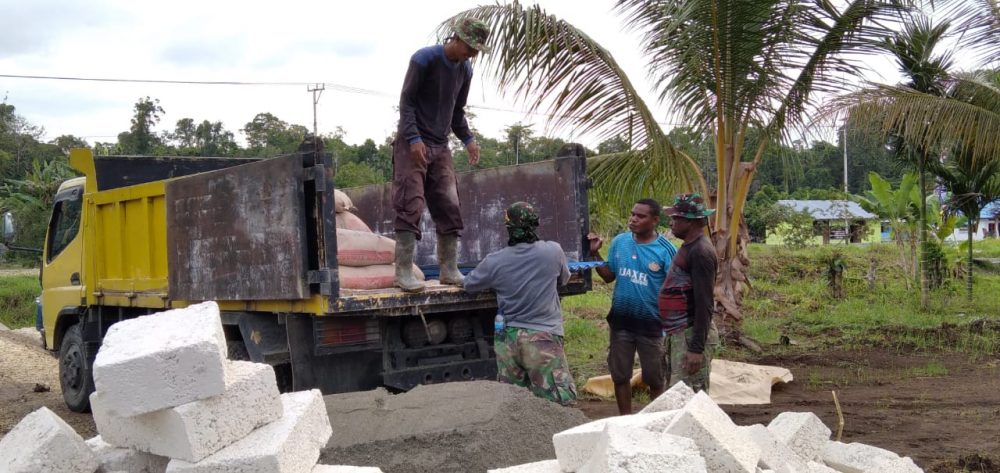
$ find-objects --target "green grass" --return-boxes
[560,241,1000,391]
[742,243,1000,357]
[0,275,39,329]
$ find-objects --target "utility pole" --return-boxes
[842,121,849,194]
[842,122,850,244]
[307,83,328,169]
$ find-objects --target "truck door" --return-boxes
[41,183,85,349]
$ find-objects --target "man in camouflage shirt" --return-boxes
[659,193,719,392]
[464,202,577,405]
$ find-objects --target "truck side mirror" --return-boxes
[2,211,14,244]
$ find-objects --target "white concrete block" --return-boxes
[488,459,562,473]
[808,461,840,473]
[640,380,695,414]
[86,435,169,473]
[821,442,922,473]
[93,301,228,416]
[553,410,678,472]
[579,423,707,473]
[312,466,384,473]
[0,406,100,473]
[663,391,760,473]
[767,412,832,462]
[92,360,282,462]
[165,390,332,473]
[741,424,810,473]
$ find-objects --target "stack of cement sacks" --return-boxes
[489,382,924,473]
[333,189,425,289]
[0,301,382,473]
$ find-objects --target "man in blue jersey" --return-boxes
[392,18,490,293]
[588,198,677,415]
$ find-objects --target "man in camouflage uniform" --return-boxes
[464,202,577,405]
[659,193,719,392]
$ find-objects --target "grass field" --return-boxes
[561,241,1000,386]
[0,275,38,329]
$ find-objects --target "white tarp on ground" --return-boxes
[581,359,792,405]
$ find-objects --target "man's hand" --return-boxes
[681,351,704,376]
[587,232,603,258]
[410,141,428,167]
[467,141,481,166]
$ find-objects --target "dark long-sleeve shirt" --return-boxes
[658,234,717,353]
[397,45,474,146]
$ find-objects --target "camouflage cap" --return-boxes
[452,17,491,53]
[505,201,539,228]
[505,201,540,246]
[664,193,716,219]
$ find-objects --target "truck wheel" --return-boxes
[59,323,95,413]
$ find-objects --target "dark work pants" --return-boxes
[391,141,463,238]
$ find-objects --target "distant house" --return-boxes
[946,201,1000,242]
[766,200,879,245]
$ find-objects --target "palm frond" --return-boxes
[439,3,700,204]
[825,75,1000,165]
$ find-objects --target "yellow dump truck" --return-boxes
[38,145,592,412]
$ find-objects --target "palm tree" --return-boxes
[933,143,1000,301]
[442,1,905,335]
[828,3,1000,307]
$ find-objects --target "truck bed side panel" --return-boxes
[344,156,589,266]
[166,155,310,301]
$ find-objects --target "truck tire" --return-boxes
[59,323,95,413]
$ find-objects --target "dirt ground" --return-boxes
[577,348,1000,473]
[0,329,97,439]
[4,327,999,473]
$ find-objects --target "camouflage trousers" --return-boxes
[663,323,719,393]
[495,327,578,406]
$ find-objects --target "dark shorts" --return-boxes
[607,329,665,389]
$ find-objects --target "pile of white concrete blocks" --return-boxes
[489,382,924,473]
[0,301,382,473]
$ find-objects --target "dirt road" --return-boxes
[0,329,96,439]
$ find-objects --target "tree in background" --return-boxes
[934,150,1000,301]
[117,97,165,155]
[242,112,308,157]
[830,2,1000,307]
[445,0,905,337]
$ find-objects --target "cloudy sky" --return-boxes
[1,0,911,148]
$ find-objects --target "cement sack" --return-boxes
[336,211,373,233]
[334,190,354,213]
[340,264,424,290]
[582,359,792,404]
[709,359,793,405]
[581,369,646,397]
[337,229,394,266]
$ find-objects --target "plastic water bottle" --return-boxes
[494,308,505,333]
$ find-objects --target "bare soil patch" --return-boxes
[0,330,96,440]
[576,348,1000,473]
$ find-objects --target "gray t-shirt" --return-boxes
[464,241,571,336]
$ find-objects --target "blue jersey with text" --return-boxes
[606,233,677,331]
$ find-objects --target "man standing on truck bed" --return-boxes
[393,17,491,293]
[465,202,577,405]
[588,199,677,415]
[659,193,719,393]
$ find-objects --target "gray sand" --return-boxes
[321,380,589,473]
